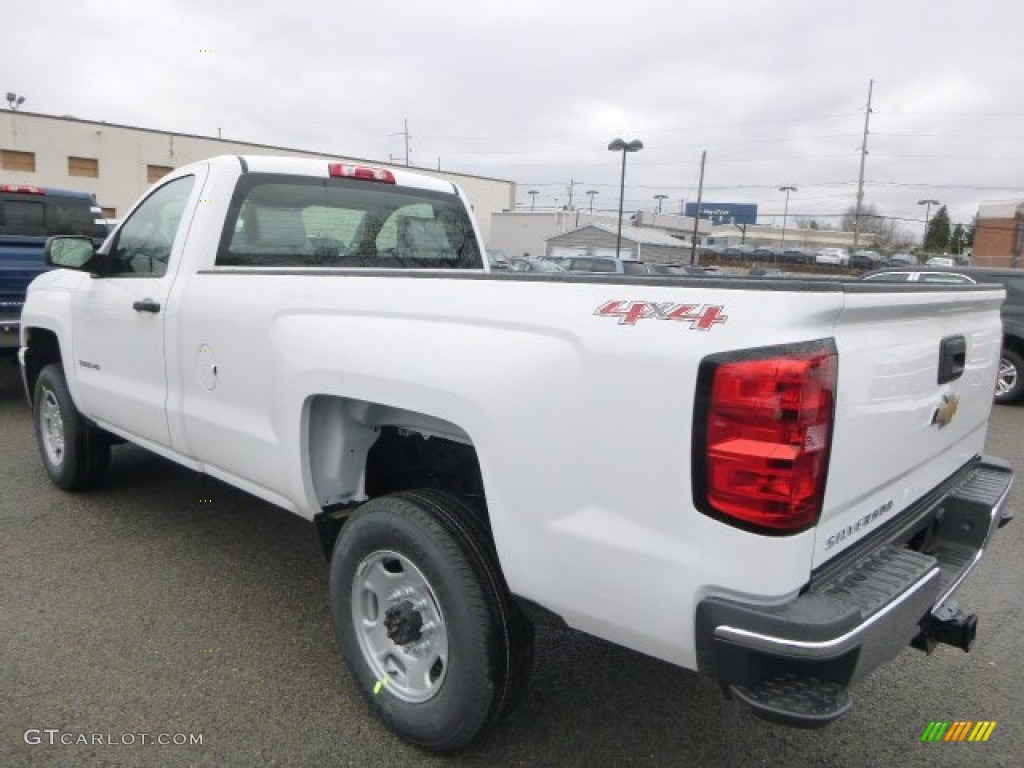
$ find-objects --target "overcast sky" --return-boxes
[9,0,1024,240]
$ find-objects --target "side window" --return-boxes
[109,175,195,276]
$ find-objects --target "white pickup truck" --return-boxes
[20,155,1013,751]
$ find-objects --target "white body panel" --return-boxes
[20,155,1006,671]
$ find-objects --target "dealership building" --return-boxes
[0,110,515,244]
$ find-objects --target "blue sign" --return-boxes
[684,202,758,226]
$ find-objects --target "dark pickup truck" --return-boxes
[0,184,109,354]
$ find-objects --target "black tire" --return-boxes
[329,489,533,752]
[995,348,1024,404]
[33,364,110,490]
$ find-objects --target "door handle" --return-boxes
[132,299,161,314]
[938,335,966,384]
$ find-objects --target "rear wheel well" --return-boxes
[1003,334,1024,357]
[307,395,487,555]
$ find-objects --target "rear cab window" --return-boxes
[216,174,483,269]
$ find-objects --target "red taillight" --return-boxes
[696,344,835,533]
[1,184,45,194]
[328,163,396,183]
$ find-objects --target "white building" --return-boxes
[546,222,695,264]
[0,111,514,243]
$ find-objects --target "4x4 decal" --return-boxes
[595,300,727,330]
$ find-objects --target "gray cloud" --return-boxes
[9,0,1024,234]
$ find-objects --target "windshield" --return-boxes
[0,193,107,238]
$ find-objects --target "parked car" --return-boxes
[780,248,813,265]
[849,250,885,270]
[862,266,1024,403]
[507,257,565,273]
[716,246,757,262]
[815,247,848,266]
[925,256,957,267]
[554,256,649,275]
[750,247,780,262]
[486,249,510,270]
[644,263,720,277]
[889,252,917,266]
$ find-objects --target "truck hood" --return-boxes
[813,284,1005,567]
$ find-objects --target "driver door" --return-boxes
[71,171,204,447]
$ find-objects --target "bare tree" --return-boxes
[841,202,886,236]
[794,216,836,231]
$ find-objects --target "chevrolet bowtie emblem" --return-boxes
[932,393,960,428]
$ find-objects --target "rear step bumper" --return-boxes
[695,455,1013,728]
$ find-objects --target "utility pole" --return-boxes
[403,118,411,167]
[567,179,576,210]
[853,79,874,247]
[689,150,706,265]
[779,186,797,249]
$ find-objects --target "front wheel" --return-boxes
[33,364,110,490]
[995,349,1024,404]
[329,489,533,752]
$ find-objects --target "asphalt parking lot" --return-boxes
[1,358,1021,768]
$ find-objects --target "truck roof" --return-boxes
[232,155,460,196]
[1,183,97,201]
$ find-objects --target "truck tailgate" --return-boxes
[814,284,1005,568]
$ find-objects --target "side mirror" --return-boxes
[45,236,97,270]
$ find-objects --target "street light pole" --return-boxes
[654,194,667,213]
[528,190,539,212]
[779,186,797,249]
[608,138,643,259]
[918,198,940,249]
[587,190,598,213]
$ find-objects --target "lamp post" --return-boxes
[778,186,796,250]
[5,92,26,110]
[608,138,643,258]
[654,194,667,213]
[586,190,598,213]
[918,198,940,249]
[527,190,539,212]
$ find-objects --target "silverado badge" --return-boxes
[932,393,960,428]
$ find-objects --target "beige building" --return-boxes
[707,223,874,251]
[0,111,514,243]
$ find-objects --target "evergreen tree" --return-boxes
[950,223,968,255]
[924,205,951,252]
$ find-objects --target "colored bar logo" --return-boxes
[921,721,997,742]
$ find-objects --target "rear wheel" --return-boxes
[33,364,110,490]
[329,489,533,752]
[995,349,1024,404]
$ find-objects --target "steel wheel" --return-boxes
[995,349,1024,404]
[351,549,448,703]
[330,490,534,751]
[996,357,1017,398]
[33,363,111,490]
[39,387,66,467]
